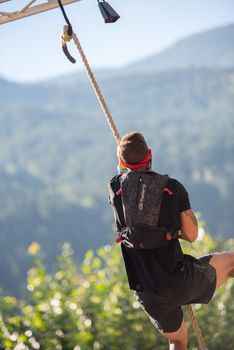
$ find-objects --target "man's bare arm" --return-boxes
[180,209,198,243]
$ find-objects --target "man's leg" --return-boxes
[161,252,234,350]
[136,290,187,350]
[209,252,234,289]
[163,320,188,350]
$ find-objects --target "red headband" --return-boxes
[120,149,152,169]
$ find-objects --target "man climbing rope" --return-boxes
[108,131,234,350]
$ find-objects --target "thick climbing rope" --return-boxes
[61,25,121,143]
[57,2,207,349]
[185,305,208,350]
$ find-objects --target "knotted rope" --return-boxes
[57,2,208,349]
[61,25,76,64]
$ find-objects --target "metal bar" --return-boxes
[0,0,11,4]
[0,0,81,25]
[19,0,37,14]
[0,11,13,15]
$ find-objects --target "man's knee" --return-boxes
[163,320,188,343]
[228,268,234,278]
[209,252,234,289]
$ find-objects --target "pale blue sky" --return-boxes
[0,0,234,82]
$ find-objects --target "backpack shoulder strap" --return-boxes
[108,174,126,232]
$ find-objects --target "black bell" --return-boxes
[98,0,120,23]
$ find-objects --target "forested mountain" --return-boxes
[0,24,234,296]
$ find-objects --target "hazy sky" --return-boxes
[0,0,234,82]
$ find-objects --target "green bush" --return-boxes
[0,230,233,350]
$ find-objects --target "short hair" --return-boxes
[118,131,149,164]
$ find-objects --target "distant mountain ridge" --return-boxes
[127,23,234,73]
[1,23,233,88]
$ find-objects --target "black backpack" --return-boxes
[110,171,179,249]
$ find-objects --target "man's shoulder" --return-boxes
[167,177,187,192]
[167,177,191,211]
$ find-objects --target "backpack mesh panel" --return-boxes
[121,172,168,228]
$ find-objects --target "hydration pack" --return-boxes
[114,171,179,249]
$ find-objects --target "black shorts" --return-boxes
[135,255,216,333]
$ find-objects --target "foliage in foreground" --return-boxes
[0,231,233,350]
